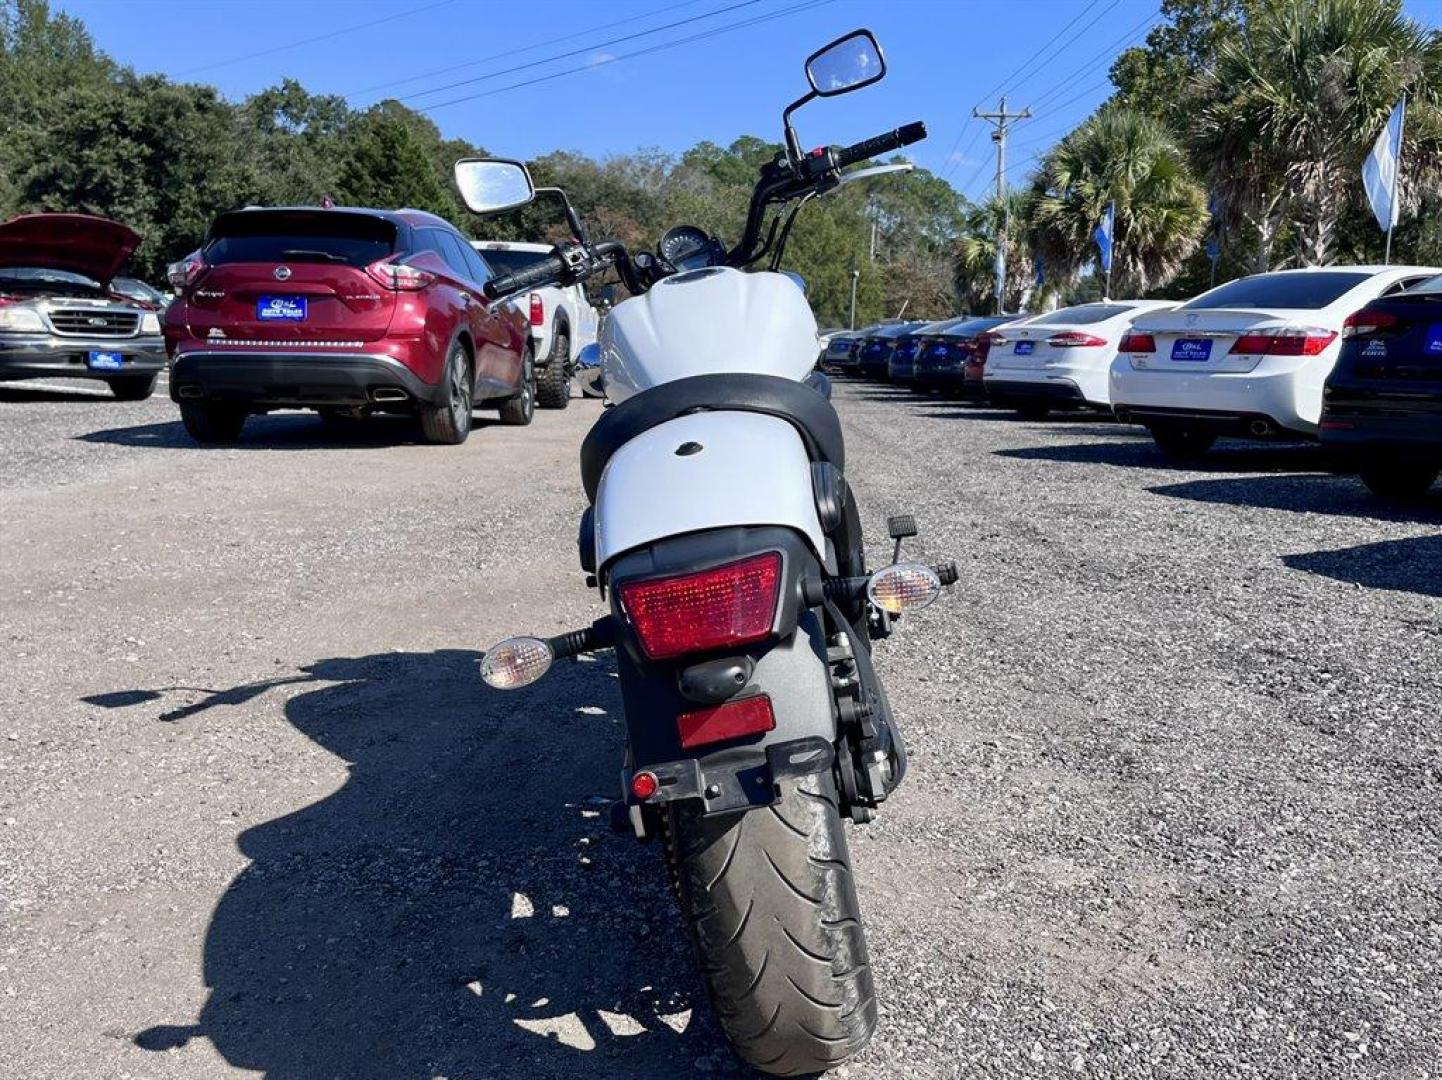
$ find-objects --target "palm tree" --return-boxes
[1195,0,1442,267]
[1028,106,1208,296]
[953,189,1039,313]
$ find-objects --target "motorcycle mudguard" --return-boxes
[593,411,828,571]
[607,526,837,817]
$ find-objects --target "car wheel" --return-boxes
[179,401,247,444]
[108,374,158,401]
[419,340,474,445]
[498,348,536,426]
[1358,459,1440,500]
[535,328,570,410]
[1149,423,1217,460]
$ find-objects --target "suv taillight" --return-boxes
[1341,309,1399,338]
[167,252,206,290]
[528,293,544,326]
[617,552,782,660]
[1229,328,1337,356]
[1118,331,1156,353]
[367,259,435,291]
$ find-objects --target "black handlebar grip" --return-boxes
[834,121,928,169]
[483,253,568,299]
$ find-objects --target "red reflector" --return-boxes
[528,293,544,326]
[1118,331,1156,353]
[1320,419,1355,431]
[678,694,776,750]
[618,552,781,660]
[1046,331,1107,348]
[630,770,659,800]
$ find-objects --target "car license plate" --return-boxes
[1425,324,1442,356]
[1171,338,1212,361]
[87,350,124,370]
[257,295,307,321]
[1013,341,1034,355]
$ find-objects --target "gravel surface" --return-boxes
[2,376,1439,1079]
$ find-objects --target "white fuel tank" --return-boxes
[600,267,819,402]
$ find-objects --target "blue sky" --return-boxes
[52,0,1442,201]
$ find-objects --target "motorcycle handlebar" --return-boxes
[484,253,567,300]
[833,121,927,170]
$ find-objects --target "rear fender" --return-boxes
[608,526,836,817]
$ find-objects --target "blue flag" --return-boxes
[1033,256,1044,288]
[1094,201,1115,273]
[1363,98,1406,232]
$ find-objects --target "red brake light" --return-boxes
[1046,331,1107,348]
[167,252,206,290]
[1341,309,1399,338]
[1118,331,1156,353]
[528,293,544,326]
[630,770,660,800]
[1229,328,1337,356]
[367,259,434,291]
[617,552,782,660]
[677,694,776,750]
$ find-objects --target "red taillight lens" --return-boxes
[1341,309,1399,338]
[1118,331,1156,353]
[367,259,434,291]
[167,252,206,290]
[1046,331,1108,348]
[617,552,782,660]
[528,293,544,326]
[677,694,776,750]
[630,770,660,800]
[1229,329,1337,356]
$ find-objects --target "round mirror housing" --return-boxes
[806,30,886,98]
[454,158,536,216]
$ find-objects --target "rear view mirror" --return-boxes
[454,158,535,216]
[806,30,885,97]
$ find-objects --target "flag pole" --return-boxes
[1385,96,1407,266]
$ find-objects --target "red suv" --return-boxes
[164,206,533,444]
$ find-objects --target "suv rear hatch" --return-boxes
[188,210,401,345]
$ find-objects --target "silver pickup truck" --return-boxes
[472,240,600,408]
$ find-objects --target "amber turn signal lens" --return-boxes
[480,636,553,690]
[866,562,942,615]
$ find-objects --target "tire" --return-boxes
[665,772,876,1076]
[498,348,536,426]
[1358,458,1440,500]
[179,401,247,444]
[108,374,157,401]
[536,328,571,409]
[1149,423,1217,460]
[418,340,473,445]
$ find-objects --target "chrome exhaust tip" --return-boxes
[1249,419,1272,436]
[371,387,408,403]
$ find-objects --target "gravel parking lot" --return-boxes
[2,376,1440,1079]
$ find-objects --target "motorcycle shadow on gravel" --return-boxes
[125,648,741,1080]
[1281,535,1442,597]
[78,412,502,451]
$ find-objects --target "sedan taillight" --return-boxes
[1341,309,1399,338]
[1046,332,1108,348]
[367,259,435,291]
[1229,328,1337,356]
[617,552,781,660]
[1118,331,1156,353]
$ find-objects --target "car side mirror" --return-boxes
[454,158,535,216]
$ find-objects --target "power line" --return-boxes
[394,0,769,105]
[174,0,457,78]
[414,0,835,114]
[345,0,714,99]
[1026,10,1159,114]
[994,0,1123,104]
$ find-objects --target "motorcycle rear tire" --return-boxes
[665,772,876,1076]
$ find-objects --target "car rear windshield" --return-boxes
[939,317,1008,337]
[1025,303,1134,325]
[1180,272,1372,311]
[204,211,397,268]
[478,248,550,276]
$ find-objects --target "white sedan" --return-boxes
[1109,265,1439,457]
[983,299,1176,417]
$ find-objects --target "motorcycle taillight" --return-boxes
[617,552,781,660]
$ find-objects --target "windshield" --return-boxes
[476,248,549,276]
[205,211,396,268]
[1181,272,1373,311]
[113,277,164,304]
[0,266,102,291]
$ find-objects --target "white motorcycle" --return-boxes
[458,30,953,1076]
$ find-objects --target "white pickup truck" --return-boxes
[472,240,600,409]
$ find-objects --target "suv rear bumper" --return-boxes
[0,335,166,381]
[169,350,444,407]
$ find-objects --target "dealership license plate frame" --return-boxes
[86,350,125,371]
[257,295,308,322]
[1171,338,1213,362]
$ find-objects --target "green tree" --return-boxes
[954,189,1037,313]
[335,102,455,220]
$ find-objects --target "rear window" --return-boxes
[1180,272,1372,311]
[1406,273,1442,294]
[938,317,1007,337]
[477,247,550,276]
[205,211,396,268]
[1024,303,1133,325]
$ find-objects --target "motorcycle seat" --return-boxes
[580,372,845,503]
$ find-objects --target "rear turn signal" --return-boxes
[677,694,776,750]
[867,562,942,614]
[1341,309,1399,338]
[1229,328,1337,356]
[617,552,782,660]
[480,636,553,690]
[1118,331,1156,353]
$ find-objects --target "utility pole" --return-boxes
[848,255,860,330]
[974,96,1031,314]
